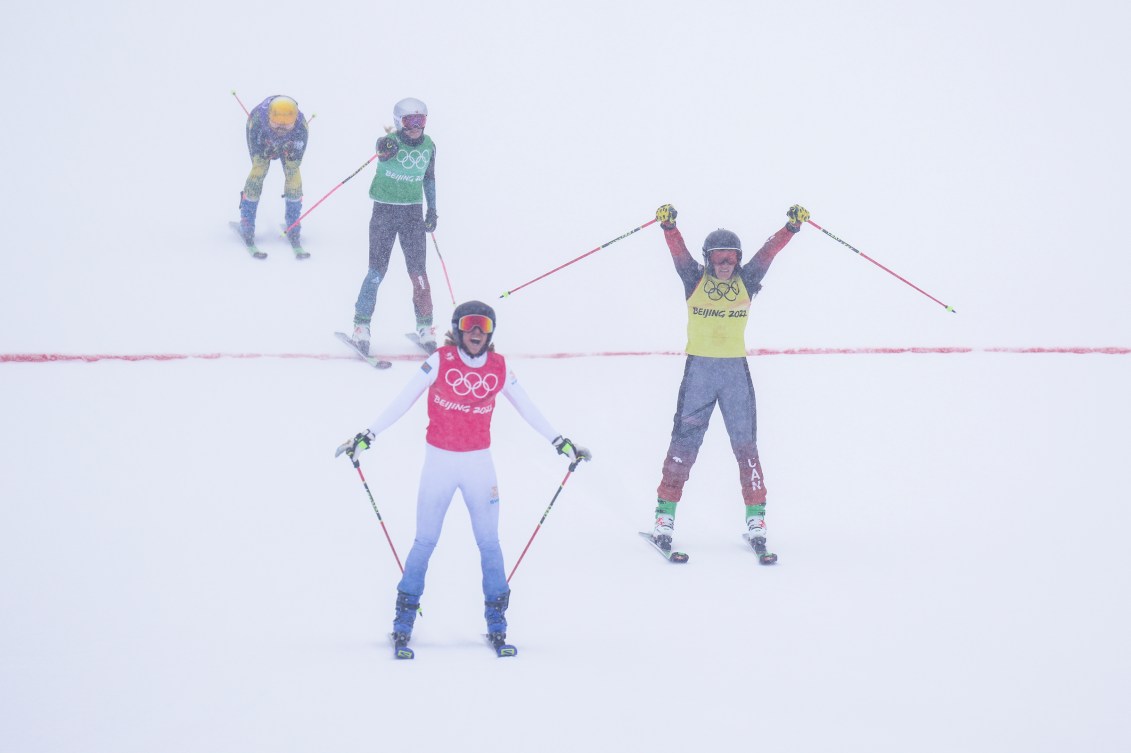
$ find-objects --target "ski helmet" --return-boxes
[702,228,743,266]
[268,96,299,128]
[451,300,496,354]
[393,97,428,130]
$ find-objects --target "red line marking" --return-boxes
[2,347,1129,364]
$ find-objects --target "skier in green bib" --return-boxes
[649,203,809,564]
[350,97,438,355]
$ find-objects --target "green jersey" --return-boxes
[369,132,435,205]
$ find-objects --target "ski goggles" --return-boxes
[457,314,494,334]
[708,249,739,265]
[401,114,427,130]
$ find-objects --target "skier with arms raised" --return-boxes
[649,203,809,564]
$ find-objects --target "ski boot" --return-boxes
[744,506,778,565]
[651,500,676,552]
[483,591,516,655]
[416,323,437,354]
[392,631,414,660]
[352,322,371,356]
[238,193,258,247]
[284,199,309,259]
[487,631,517,657]
[391,591,420,658]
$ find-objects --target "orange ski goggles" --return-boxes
[457,314,494,333]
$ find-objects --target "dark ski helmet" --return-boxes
[702,228,743,266]
[451,300,497,354]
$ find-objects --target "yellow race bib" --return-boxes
[685,275,752,357]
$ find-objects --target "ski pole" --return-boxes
[499,219,658,298]
[806,218,957,313]
[349,458,423,617]
[350,458,407,572]
[507,460,581,583]
[231,90,249,116]
[430,232,457,305]
[282,154,378,236]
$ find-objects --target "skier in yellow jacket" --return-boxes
[649,203,809,564]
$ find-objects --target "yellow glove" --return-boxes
[787,204,810,230]
[656,204,678,229]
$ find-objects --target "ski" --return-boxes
[389,633,414,660]
[229,221,266,259]
[484,633,517,658]
[278,224,310,260]
[742,533,779,565]
[405,332,437,355]
[334,331,392,370]
[638,531,689,563]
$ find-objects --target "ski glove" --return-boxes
[656,204,678,230]
[377,136,399,161]
[552,436,592,463]
[786,204,810,232]
[335,430,375,461]
[424,207,438,232]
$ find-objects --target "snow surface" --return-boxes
[3,1,1130,752]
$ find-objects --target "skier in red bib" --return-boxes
[337,300,591,655]
[649,203,809,564]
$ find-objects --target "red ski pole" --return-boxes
[282,154,378,236]
[507,460,581,583]
[350,458,406,572]
[806,218,957,313]
[499,219,657,298]
[231,90,249,116]
[349,457,422,617]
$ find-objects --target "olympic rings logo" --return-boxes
[397,149,431,170]
[445,368,499,398]
[704,279,739,302]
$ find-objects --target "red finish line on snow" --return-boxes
[3,347,1130,364]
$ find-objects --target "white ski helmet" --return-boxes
[393,97,428,129]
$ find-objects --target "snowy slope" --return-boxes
[3,1,1130,752]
